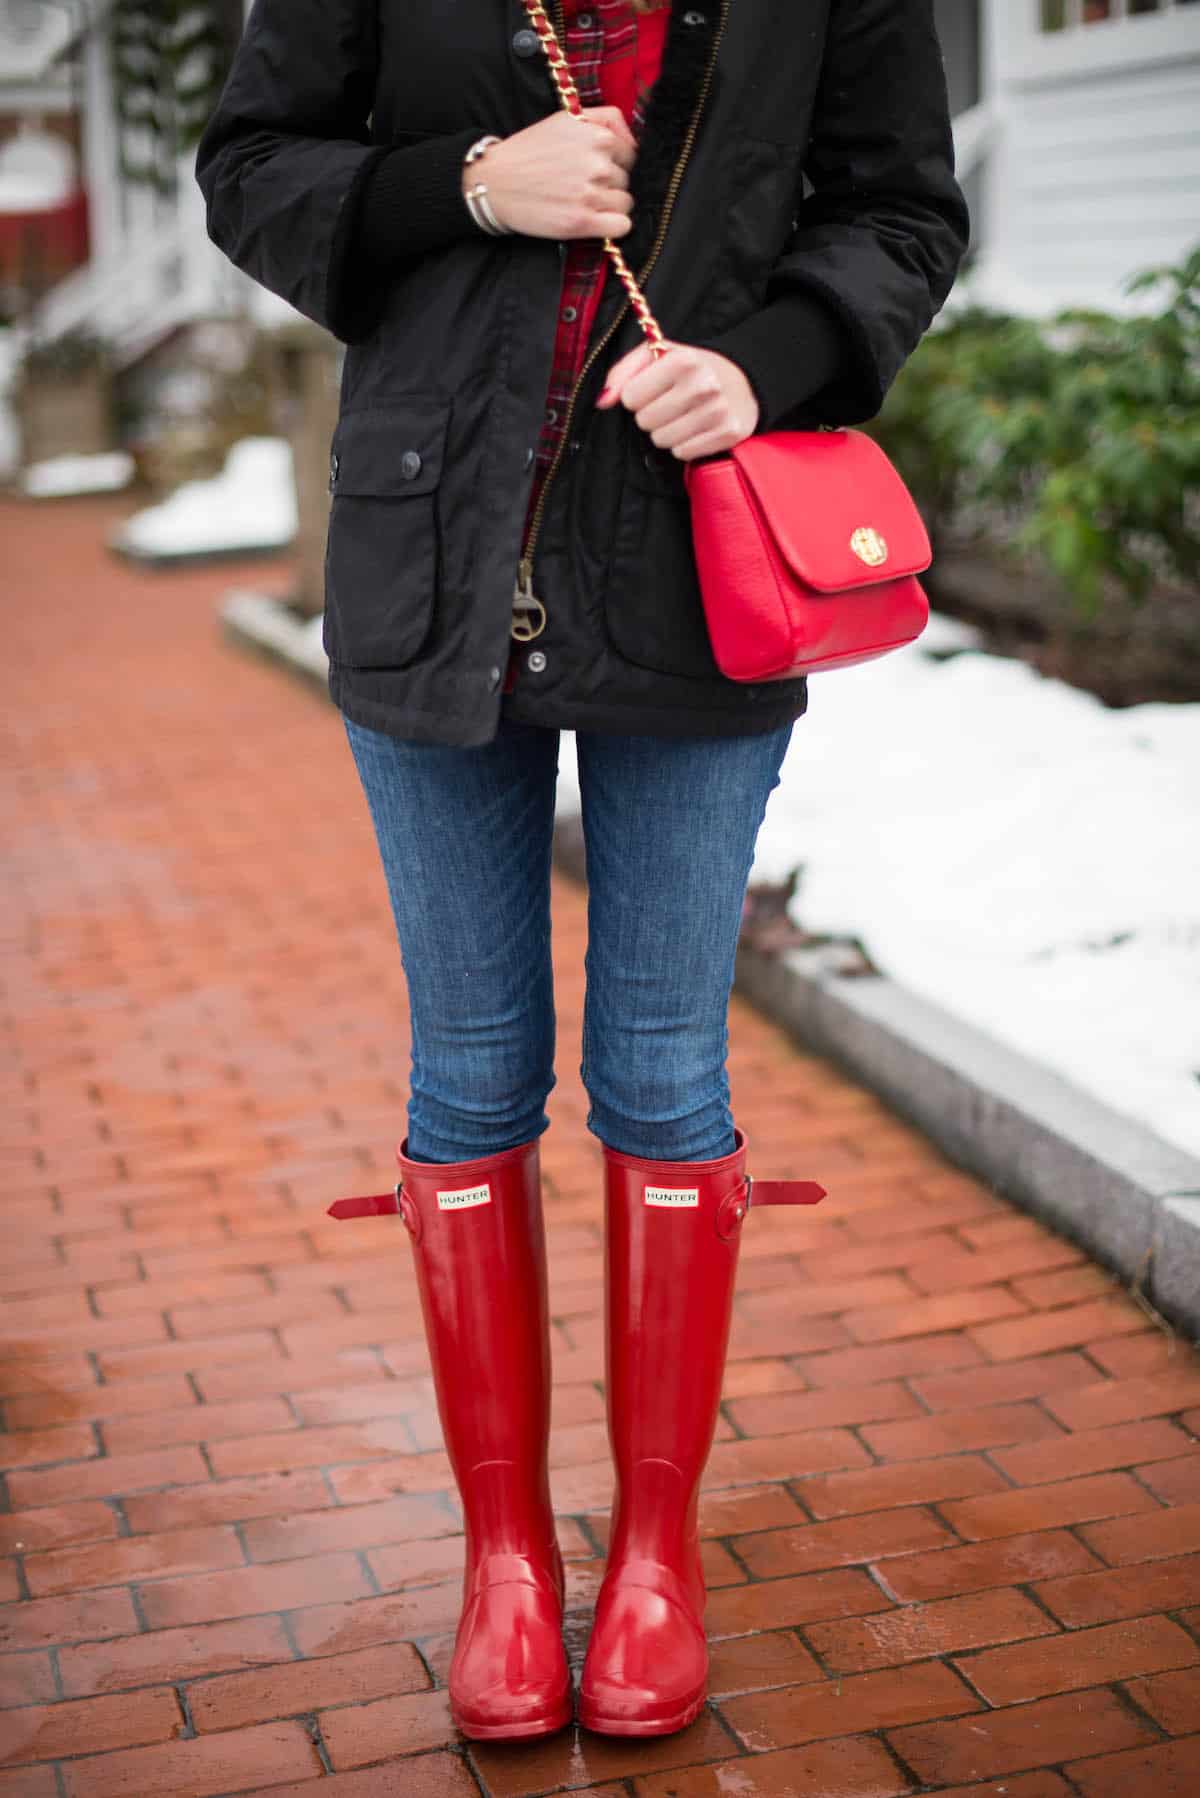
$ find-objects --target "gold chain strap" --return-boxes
[518,0,669,359]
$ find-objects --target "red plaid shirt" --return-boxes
[522,1,670,537]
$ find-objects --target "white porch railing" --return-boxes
[32,221,197,362]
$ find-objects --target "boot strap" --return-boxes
[746,1176,827,1208]
[328,1185,403,1220]
[328,1173,827,1228]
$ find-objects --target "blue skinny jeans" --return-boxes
[344,716,793,1166]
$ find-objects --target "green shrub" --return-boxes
[872,246,1200,608]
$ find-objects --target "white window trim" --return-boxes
[1011,0,1200,85]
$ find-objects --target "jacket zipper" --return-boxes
[513,0,731,636]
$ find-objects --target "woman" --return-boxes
[196,0,967,1745]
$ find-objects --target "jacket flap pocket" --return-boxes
[330,399,450,498]
[729,428,932,592]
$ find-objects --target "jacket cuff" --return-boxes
[355,129,492,267]
[327,129,490,341]
[692,291,854,432]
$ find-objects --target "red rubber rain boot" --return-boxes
[578,1129,825,1737]
[330,1139,570,1741]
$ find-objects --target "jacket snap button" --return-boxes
[524,446,534,469]
[329,451,339,486]
[513,27,539,56]
[488,665,502,691]
[577,11,594,25]
[400,450,422,481]
[683,8,707,22]
[528,650,547,674]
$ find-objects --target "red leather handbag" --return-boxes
[684,429,931,680]
[517,0,933,680]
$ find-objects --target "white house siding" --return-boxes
[1006,60,1200,310]
[971,1,1200,314]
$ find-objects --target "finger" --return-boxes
[646,398,726,447]
[670,426,740,462]
[585,142,629,190]
[588,136,634,181]
[576,114,636,169]
[634,384,710,437]
[618,344,691,414]
[596,341,655,407]
[583,124,636,174]
[583,106,638,156]
[632,359,722,434]
[592,187,633,223]
[604,135,637,172]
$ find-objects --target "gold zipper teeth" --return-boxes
[519,0,731,575]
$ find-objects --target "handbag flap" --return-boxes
[728,429,931,592]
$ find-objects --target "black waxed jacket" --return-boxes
[195,0,968,747]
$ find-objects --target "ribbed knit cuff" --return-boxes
[692,291,851,432]
[354,129,495,271]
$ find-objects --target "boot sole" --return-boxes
[578,1690,706,1737]
[453,1696,573,1741]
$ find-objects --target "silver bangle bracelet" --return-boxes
[464,183,505,236]
[465,133,502,164]
[473,184,507,235]
[463,134,510,236]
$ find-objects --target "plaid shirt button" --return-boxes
[522,1,658,541]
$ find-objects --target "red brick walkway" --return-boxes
[2,492,1199,1798]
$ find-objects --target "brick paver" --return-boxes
[2,491,1198,1795]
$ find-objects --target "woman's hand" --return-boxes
[595,340,760,461]
[466,108,636,240]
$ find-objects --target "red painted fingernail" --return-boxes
[598,386,614,404]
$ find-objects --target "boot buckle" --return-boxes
[715,1179,752,1241]
[716,1172,828,1238]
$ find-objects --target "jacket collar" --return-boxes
[623,0,722,275]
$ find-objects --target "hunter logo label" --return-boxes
[644,1185,700,1209]
[436,1183,492,1211]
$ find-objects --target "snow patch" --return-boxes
[110,437,296,560]
[556,633,1200,1158]
[22,451,135,497]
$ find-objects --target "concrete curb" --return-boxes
[110,538,294,569]
[552,817,1200,1342]
[220,589,1200,1341]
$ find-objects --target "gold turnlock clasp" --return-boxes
[850,526,889,568]
[511,559,547,642]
